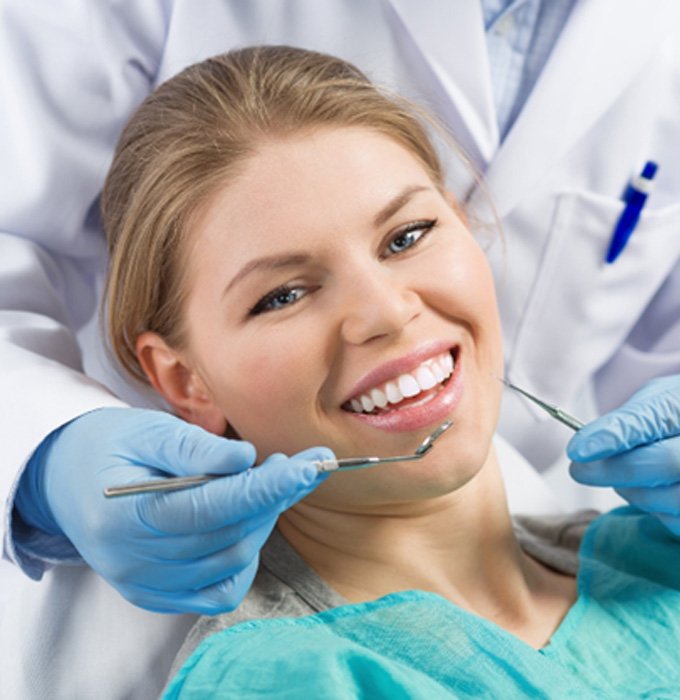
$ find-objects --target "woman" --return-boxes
[102,46,680,697]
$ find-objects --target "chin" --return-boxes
[405,452,486,494]
[310,439,493,509]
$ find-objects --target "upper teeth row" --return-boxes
[348,351,454,414]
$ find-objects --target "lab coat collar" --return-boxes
[476,0,680,217]
[387,0,499,171]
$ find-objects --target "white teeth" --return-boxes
[370,388,388,408]
[346,350,456,414]
[415,366,437,390]
[442,353,454,374]
[432,363,446,383]
[398,374,420,398]
[360,395,375,412]
[385,381,403,404]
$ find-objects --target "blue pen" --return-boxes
[605,161,658,264]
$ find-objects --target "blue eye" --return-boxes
[250,285,308,315]
[385,219,437,257]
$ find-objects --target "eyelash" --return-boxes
[249,218,438,316]
[381,218,438,259]
[249,284,310,316]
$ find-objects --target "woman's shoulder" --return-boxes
[516,506,680,589]
[166,529,346,682]
[580,506,680,589]
[513,509,600,575]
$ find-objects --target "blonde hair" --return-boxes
[103,45,447,383]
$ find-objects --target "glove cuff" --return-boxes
[14,429,64,537]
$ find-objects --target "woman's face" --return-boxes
[177,127,503,506]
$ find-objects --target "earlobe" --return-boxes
[136,331,228,436]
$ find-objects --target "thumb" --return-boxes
[277,446,335,509]
[145,447,335,534]
[243,447,334,512]
[568,381,680,462]
[214,446,335,519]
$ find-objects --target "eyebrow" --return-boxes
[223,253,310,297]
[373,185,432,227]
[224,184,433,297]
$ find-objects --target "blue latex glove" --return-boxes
[568,375,680,535]
[15,407,331,614]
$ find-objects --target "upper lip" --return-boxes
[341,340,458,405]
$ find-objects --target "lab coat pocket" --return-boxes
[509,191,680,408]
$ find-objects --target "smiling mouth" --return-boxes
[342,349,457,416]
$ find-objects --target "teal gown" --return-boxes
[164,507,680,698]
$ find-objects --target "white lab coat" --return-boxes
[1,1,680,697]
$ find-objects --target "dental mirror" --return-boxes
[103,420,454,498]
[315,419,453,472]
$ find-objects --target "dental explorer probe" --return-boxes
[103,420,453,498]
[498,378,585,431]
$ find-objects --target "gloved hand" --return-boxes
[15,407,332,614]
[568,375,680,535]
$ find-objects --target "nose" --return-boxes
[339,268,421,345]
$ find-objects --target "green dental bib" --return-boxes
[164,508,680,699]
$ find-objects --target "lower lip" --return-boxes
[345,354,463,433]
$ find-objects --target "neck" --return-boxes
[279,448,537,620]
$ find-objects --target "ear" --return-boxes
[136,331,228,436]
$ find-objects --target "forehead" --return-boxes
[190,127,437,252]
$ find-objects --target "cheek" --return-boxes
[427,242,501,332]
[205,333,322,452]
[217,351,292,418]
[428,243,503,414]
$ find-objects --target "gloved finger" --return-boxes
[274,447,332,509]
[567,378,680,461]
[127,518,278,592]
[569,438,680,488]
[135,447,334,535]
[131,416,257,477]
[130,509,278,560]
[120,555,261,615]
[622,374,680,404]
[615,484,680,517]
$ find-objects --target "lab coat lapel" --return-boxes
[387,0,499,170]
[476,0,680,218]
